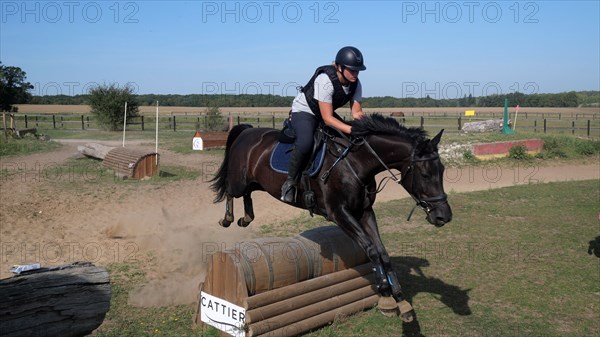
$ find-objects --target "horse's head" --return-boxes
[401,129,452,227]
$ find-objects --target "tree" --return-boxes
[88,84,139,131]
[0,62,34,112]
[205,105,226,131]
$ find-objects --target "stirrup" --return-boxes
[281,180,297,203]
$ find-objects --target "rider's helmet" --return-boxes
[335,46,366,71]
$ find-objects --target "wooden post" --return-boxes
[543,119,547,133]
[52,114,56,129]
[420,116,424,129]
[2,113,7,140]
[141,115,145,131]
[173,116,177,132]
[81,115,85,130]
[24,115,28,128]
[587,120,591,137]
[458,116,462,131]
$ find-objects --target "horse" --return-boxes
[210,113,452,321]
[390,111,406,123]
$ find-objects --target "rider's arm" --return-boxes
[351,100,364,120]
[319,101,352,134]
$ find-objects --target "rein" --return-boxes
[318,128,447,220]
[362,137,448,220]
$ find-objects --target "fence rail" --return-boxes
[5,113,600,138]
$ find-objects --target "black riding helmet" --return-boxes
[335,46,366,71]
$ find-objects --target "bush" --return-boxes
[462,149,477,161]
[205,105,226,131]
[88,84,139,131]
[508,144,531,160]
[541,137,568,158]
[574,139,600,156]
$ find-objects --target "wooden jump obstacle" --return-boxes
[102,147,159,179]
[78,143,159,179]
[195,226,380,337]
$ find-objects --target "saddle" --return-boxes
[269,120,327,178]
[270,121,338,215]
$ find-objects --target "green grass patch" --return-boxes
[97,180,599,336]
[94,261,209,337]
[0,134,62,157]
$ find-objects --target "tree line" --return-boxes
[28,91,598,108]
[3,63,598,111]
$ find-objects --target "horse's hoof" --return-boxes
[237,218,251,227]
[400,311,414,323]
[219,219,232,228]
[378,296,398,317]
[398,300,414,323]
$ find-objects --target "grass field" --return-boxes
[92,179,600,337]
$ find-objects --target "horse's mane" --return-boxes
[350,113,428,142]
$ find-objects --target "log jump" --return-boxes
[195,226,394,337]
[0,261,111,337]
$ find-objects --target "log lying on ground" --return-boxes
[0,261,111,337]
[462,119,505,133]
[77,143,115,160]
[77,143,160,179]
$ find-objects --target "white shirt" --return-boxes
[291,73,362,115]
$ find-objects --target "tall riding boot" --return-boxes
[281,149,309,203]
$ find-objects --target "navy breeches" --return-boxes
[290,111,318,156]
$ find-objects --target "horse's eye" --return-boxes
[421,173,430,179]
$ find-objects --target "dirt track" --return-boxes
[0,140,598,307]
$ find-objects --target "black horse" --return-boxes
[210,114,452,320]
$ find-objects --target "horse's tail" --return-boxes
[209,124,254,203]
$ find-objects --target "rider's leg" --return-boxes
[281,112,316,203]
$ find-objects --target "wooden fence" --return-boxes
[7,112,600,138]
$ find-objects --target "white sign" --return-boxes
[200,291,246,337]
[193,137,204,151]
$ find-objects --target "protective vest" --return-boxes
[300,65,358,120]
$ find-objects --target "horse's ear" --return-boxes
[431,129,444,148]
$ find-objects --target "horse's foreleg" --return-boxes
[331,207,393,295]
[360,207,414,322]
[219,195,235,228]
[237,193,254,227]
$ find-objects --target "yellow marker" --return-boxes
[465,110,476,116]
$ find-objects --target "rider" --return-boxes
[281,46,366,203]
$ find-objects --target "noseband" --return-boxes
[401,147,448,220]
[362,139,448,220]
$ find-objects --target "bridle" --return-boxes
[319,128,447,220]
[362,138,448,221]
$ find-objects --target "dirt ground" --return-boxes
[0,140,598,307]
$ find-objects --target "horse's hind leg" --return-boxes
[237,193,254,227]
[219,195,235,228]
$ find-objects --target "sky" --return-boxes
[1,0,599,99]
